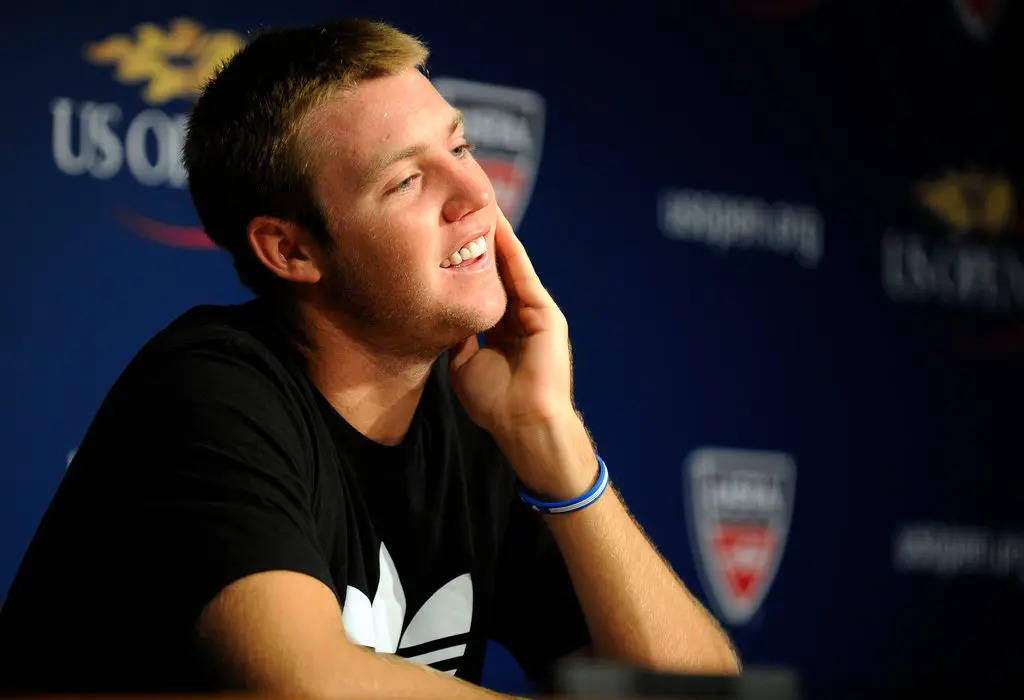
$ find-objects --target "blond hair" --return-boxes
[184,19,428,295]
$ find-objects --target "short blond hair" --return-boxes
[184,19,428,295]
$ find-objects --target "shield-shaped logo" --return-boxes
[433,77,545,228]
[953,0,1004,41]
[685,448,796,625]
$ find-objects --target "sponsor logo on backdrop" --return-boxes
[685,447,796,625]
[883,169,1024,311]
[893,522,1024,582]
[917,170,1016,236]
[953,0,1005,41]
[51,19,243,248]
[86,19,243,105]
[433,78,545,228]
[658,188,824,267]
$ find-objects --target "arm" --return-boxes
[449,208,740,676]
[501,415,740,675]
[197,570,519,699]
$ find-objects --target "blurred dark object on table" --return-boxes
[552,658,800,698]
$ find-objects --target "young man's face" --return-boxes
[303,67,507,355]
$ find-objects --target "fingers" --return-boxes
[494,206,555,309]
[483,313,521,351]
[448,333,480,375]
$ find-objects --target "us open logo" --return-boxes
[51,19,244,249]
[685,448,796,625]
[882,169,1024,313]
[433,77,545,228]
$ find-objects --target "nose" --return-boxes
[441,160,492,223]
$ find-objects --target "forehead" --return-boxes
[302,68,454,171]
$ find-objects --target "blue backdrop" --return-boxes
[4,1,1022,696]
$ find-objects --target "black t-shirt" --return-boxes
[0,300,589,692]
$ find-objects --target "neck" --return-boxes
[294,298,437,447]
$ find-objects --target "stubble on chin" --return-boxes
[437,279,508,340]
[321,255,508,356]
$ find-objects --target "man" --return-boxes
[0,19,739,696]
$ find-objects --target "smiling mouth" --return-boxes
[440,235,487,268]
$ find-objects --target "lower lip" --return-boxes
[444,251,489,273]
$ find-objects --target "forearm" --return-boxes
[216,633,520,699]
[499,417,740,675]
[313,648,520,700]
[546,487,740,674]
[198,572,523,700]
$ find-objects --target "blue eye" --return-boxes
[392,174,419,193]
[387,144,475,195]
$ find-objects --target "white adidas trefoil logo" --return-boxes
[341,542,473,676]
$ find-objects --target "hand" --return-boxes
[448,207,593,497]
[448,206,572,430]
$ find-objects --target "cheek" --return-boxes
[345,209,420,265]
[383,210,444,264]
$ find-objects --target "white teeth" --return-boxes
[441,235,488,268]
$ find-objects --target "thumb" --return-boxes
[448,333,480,377]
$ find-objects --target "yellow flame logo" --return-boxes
[85,18,243,105]
[917,169,1016,235]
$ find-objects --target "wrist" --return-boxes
[497,410,597,501]
[518,454,609,515]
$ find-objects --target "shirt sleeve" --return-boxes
[79,337,340,628]
[488,489,591,685]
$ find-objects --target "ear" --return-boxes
[247,216,323,285]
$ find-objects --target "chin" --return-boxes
[477,286,509,330]
[440,288,507,338]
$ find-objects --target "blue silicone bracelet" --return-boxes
[517,455,609,514]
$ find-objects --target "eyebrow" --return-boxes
[358,110,465,189]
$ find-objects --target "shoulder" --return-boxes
[122,300,304,393]
[141,299,300,372]
[92,300,320,455]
